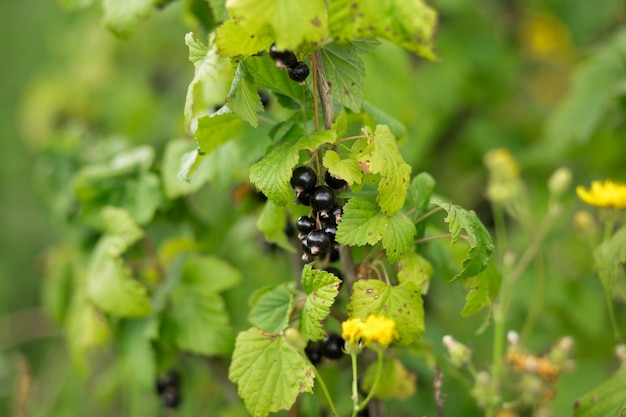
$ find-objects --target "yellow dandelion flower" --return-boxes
[361,315,398,348]
[341,318,365,344]
[576,180,626,209]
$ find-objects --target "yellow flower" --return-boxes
[341,318,365,343]
[361,315,398,348]
[576,180,626,209]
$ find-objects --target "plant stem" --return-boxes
[350,353,360,417]
[358,349,384,412]
[313,367,340,417]
[600,210,623,342]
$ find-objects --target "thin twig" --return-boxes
[434,365,446,417]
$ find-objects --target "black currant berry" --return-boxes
[290,166,317,196]
[155,370,180,394]
[321,333,345,360]
[311,186,336,218]
[258,90,270,109]
[302,229,331,256]
[161,390,181,408]
[269,44,298,69]
[323,222,337,242]
[323,266,343,281]
[296,189,312,206]
[329,245,340,263]
[305,341,323,365]
[296,216,317,237]
[284,218,295,238]
[325,171,348,189]
[288,62,310,83]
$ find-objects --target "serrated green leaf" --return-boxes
[225,0,328,52]
[574,363,626,417]
[593,225,626,302]
[248,284,294,334]
[329,0,437,59]
[319,43,366,112]
[215,19,274,58]
[257,200,294,252]
[184,32,232,129]
[348,279,424,346]
[245,56,313,105]
[99,206,144,255]
[362,101,407,140]
[356,125,411,215]
[406,172,436,238]
[323,150,363,187]
[195,112,243,156]
[229,328,315,416]
[102,0,154,38]
[397,252,432,294]
[66,295,111,372]
[163,254,241,355]
[226,61,264,127]
[361,357,416,400]
[299,264,341,341]
[336,194,415,260]
[208,0,229,22]
[332,108,349,138]
[250,129,336,206]
[432,198,494,282]
[460,261,501,317]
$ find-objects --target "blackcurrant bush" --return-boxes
[296,216,316,237]
[321,333,345,360]
[161,390,181,408]
[305,341,323,365]
[323,222,337,242]
[311,186,336,219]
[302,229,331,256]
[290,166,317,196]
[325,171,348,189]
[331,206,343,224]
[269,44,298,69]
[288,61,310,83]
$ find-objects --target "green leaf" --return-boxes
[195,112,244,156]
[356,125,411,215]
[257,200,294,252]
[397,252,432,293]
[329,0,437,59]
[432,197,494,282]
[348,279,424,346]
[574,363,626,417]
[98,206,145,255]
[250,129,336,206]
[593,225,626,302]
[248,284,294,334]
[245,56,313,105]
[102,0,154,38]
[362,101,408,140]
[162,139,211,198]
[361,357,416,400]
[225,0,328,52]
[460,261,501,317]
[207,0,229,22]
[336,194,415,261]
[226,61,264,127]
[319,43,366,112]
[323,149,363,187]
[215,19,274,58]
[42,245,74,323]
[229,328,315,417]
[66,295,111,371]
[184,32,232,129]
[299,264,341,341]
[163,255,241,356]
[406,172,436,237]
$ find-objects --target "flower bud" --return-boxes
[548,167,572,197]
[443,335,472,367]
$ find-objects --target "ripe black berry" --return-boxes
[296,216,316,237]
[155,370,180,394]
[325,171,348,189]
[321,333,345,360]
[302,229,331,256]
[162,390,181,408]
[311,186,335,217]
[296,188,312,206]
[331,206,343,224]
[323,222,337,242]
[288,62,310,83]
[269,44,298,69]
[290,166,317,196]
[305,341,323,365]
[323,266,343,281]
[329,245,340,263]
[258,90,270,109]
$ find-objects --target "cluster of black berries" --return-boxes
[269,44,310,83]
[155,370,181,410]
[290,166,347,262]
[305,333,345,365]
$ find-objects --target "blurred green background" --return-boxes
[1,0,625,416]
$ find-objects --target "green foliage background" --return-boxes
[1,0,625,416]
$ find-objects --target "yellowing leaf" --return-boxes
[299,264,341,341]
